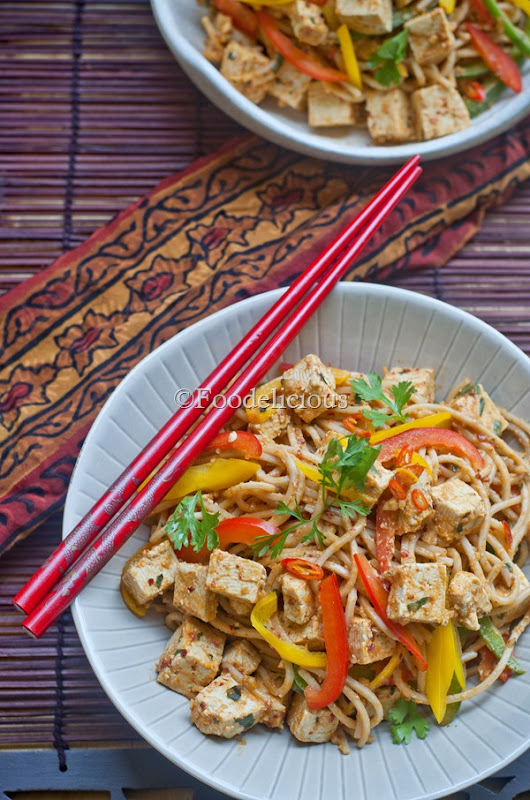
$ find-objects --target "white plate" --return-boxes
[150,0,530,164]
[65,283,530,800]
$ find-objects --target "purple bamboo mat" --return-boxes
[1,0,530,763]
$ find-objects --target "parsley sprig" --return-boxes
[365,30,409,87]
[352,372,414,429]
[164,491,220,553]
[253,435,377,559]
[387,698,430,745]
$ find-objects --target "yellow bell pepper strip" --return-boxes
[245,404,275,424]
[305,573,349,709]
[511,0,530,14]
[354,553,428,670]
[251,592,327,668]
[370,647,403,690]
[322,1,341,27]
[254,376,283,403]
[425,622,465,723]
[337,24,362,89]
[163,458,259,504]
[439,0,456,13]
[379,427,485,472]
[370,412,452,444]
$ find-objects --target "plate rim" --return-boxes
[66,282,530,800]
[149,0,530,165]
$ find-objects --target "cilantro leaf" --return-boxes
[407,596,429,612]
[300,517,325,547]
[351,371,414,428]
[251,500,308,559]
[387,699,430,745]
[365,30,409,88]
[338,499,370,519]
[321,434,381,494]
[375,61,402,87]
[164,491,220,553]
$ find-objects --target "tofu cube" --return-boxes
[282,611,325,649]
[268,61,312,111]
[173,561,218,623]
[287,0,328,45]
[287,693,339,742]
[412,84,471,141]
[387,563,450,625]
[249,405,289,440]
[190,673,266,738]
[382,471,434,536]
[429,478,485,545]
[121,540,177,606]
[157,616,226,699]
[227,596,254,617]
[405,9,455,66]
[336,0,392,33]
[282,354,340,422]
[448,571,492,630]
[366,90,415,144]
[206,549,267,603]
[382,367,435,405]
[364,462,394,507]
[282,573,316,625]
[221,640,261,674]
[220,41,274,104]
[449,382,508,436]
[308,83,356,128]
[348,616,396,664]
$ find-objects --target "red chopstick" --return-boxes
[13,156,420,617]
[21,162,421,638]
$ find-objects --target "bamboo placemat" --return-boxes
[1,0,530,772]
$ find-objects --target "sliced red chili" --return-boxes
[502,520,513,549]
[411,488,429,511]
[396,444,414,467]
[282,557,324,581]
[464,80,486,102]
[389,478,407,501]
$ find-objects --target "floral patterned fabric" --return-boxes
[1,126,529,554]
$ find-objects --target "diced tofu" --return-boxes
[206,549,267,603]
[249,405,289,440]
[382,366,435,405]
[173,561,218,623]
[405,9,455,65]
[449,382,508,436]
[282,611,325,649]
[308,83,356,128]
[227,596,254,617]
[221,640,261,674]
[190,673,266,738]
[268,61,312,111]
[412,85,471,141]
[287,0,328,45]
[387,563,450,625]
[287,693,339,742]
[382,470,434,536]
[364,462,394,507]
[365,90,415,144]
[122,540,177,606]
[428,478,485,546]
[282,354,340,422]
[448,571,492,630]
[282,573,316,625]
[157,616,226,699]
[348,616,396,664]
[336,0,392,33]
[220,41,275,104]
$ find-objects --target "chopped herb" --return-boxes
[387,698,430,744]
[365,30,409,87]
[456,523,463,533]
[319,434,381,496]
[479,397,485,416]
[165,491,220,553]
[351,372,414,428]
[236,713,255,729]
[451,464,458,472]
[457,383,479,396]
[318,371,329,386]
[493,420,502,436]
[407,596,429,613]
[174,648,187,657]
[292,665,308,694]
[227,685,242,701]
[155,573,164,589]
[392,7,414,27]
[271,53,283,73]
[505,562,513,571]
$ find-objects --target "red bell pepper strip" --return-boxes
[207,430,262,459]
[175,516,279,563]
[378,427,484,471]
[257,10,348,82]
[375,506,397,574]
[466,24,522,93]
[212,0,258,38]
[282,557,324,581]
[354,553,428,671]
[469,0,495,25]
[305,573,349,709]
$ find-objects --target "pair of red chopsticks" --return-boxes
[13,155,422,638]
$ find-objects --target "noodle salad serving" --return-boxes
[197,0,530,144]
[121,356,530,752]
